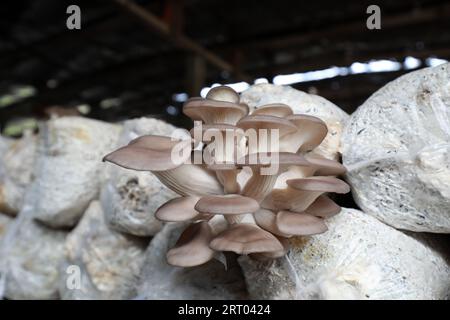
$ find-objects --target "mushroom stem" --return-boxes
[224,214,244,224]
[216,169,240,193]
[208,215,229,234]
[242,172,279,203]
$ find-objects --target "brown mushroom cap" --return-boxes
[195,194,259,214]
[305,153,347,176]
[252,103,293,118]
[250,236,290,260]
[304,195,341,218]
[166,222,215,267]
[183,98,249,125]
[254,208,290,237]
[103,135,192,171]
[276,211,328,236]
[287,176,350,194]
[206,85,240,103]
[210,223,284,254]
[236,115,297,137]
[155,196,200,222]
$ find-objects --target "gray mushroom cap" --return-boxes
[195,194,259,215]
[103,135,192,171]
[155,196,200,222]
[252,103,294,117]
[210,223,284,255]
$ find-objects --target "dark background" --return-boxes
[0,0,449,135]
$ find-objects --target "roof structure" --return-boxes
[0,0,449,132]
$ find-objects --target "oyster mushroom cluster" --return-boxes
[103,86,350,267]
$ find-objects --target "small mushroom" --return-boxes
[183,86,249,125]
[206,85,240,103]
[280,114,328,153]
[155,196,201,222]
[166,221,215,267]
[210,223,284,255]
[263,176,350,212]
[304,195,341,218]
[276,211,328,235]
[239,152,311,202]
[252,103,293,118]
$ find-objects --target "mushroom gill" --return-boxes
[103,85,350,267]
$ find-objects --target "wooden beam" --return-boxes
[185,54,206,96]
[114,0,251,82]
[229,2,450,52]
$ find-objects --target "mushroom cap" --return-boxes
[195,194,259,214]
[252,103,293,117]
[305,153,347,176]
[254,208,289,237]
[103,135,192,171]
[237,152,310,170]
[236,115,297,137]
[166,222,215,267]
[276,211,328,236]
[287,114,328,151]
[304,195,341,218]
[206,85,240,103]
[183,98,249,123]
[155,196,200,222]
[287,176,350,194]
[210,223,284,254]
[250,236,290,260]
